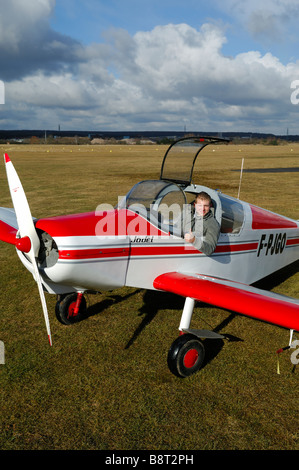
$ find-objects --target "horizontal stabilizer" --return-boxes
[153,272,299,331]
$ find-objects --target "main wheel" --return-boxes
[167,334,205,378]
[55,293,87,325]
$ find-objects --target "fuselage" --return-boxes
[16,188,299,296]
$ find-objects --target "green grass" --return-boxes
[0,143,298,450]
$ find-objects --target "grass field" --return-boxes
[0,142,298,451]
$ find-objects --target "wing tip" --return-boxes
[4,153,10,163]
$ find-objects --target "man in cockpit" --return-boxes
[184,191,220,256]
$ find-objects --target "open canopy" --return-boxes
[160,136,230,185]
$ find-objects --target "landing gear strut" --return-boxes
[55,292,87,325]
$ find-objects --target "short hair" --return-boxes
[195,191,212,206]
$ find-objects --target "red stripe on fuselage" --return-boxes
[59,247,130,260]
[58,241,258,261]
[214,242,258,253]
[286,238,299,246]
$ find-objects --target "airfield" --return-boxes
[0,141,298,450]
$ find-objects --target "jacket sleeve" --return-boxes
[197,217,220,256]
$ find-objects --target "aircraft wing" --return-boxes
[153,272,299,331]
[0,207,36,253]
[0,207,18,245]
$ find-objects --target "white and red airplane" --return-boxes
[1,136,299,377]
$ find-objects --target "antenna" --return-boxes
[237,158,244,200]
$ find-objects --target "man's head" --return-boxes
[194,191,212,217]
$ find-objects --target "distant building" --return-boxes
[91,138,106,145]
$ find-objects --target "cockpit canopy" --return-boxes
[160,136,229,185]
[118,180,187,235]
[118,136,245,238]
[119,180,186,212]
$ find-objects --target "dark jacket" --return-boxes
[184,209,220,256]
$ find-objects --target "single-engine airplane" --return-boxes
[1,137,299,378]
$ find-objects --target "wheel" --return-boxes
[167,334,205,378]
[55,293,87,325]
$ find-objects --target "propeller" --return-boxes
[4,153,52,346]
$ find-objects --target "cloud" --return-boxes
[1,0,299,133]
[214,0,299,44]
[0,0,83,81]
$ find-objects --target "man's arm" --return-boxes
[200,218,220,255]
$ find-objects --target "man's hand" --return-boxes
[184,230,195,243]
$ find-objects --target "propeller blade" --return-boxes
[4,153,52,346]
[4,154,40,254]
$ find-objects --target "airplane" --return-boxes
[0,136,299,378]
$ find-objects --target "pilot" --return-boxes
[184,191,220,256]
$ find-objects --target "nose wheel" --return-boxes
[167,333,205,378]
[55,292,87,325]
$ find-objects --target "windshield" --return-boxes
[219,194,244,234]
[118,180,187,234]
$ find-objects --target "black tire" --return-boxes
[55,293,87,325]
[167,334,205,378]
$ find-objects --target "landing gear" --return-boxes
[167,296,225,378]
[168,334,205,378]
[55,292,87,325]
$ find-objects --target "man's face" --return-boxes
[194,198,210,217]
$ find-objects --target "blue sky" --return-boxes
[51,1,228,43]
[1,0,299,134]
[50,0,298,63]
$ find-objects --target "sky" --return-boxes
[1,0,299,134]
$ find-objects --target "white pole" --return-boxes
[237,158,244,200]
